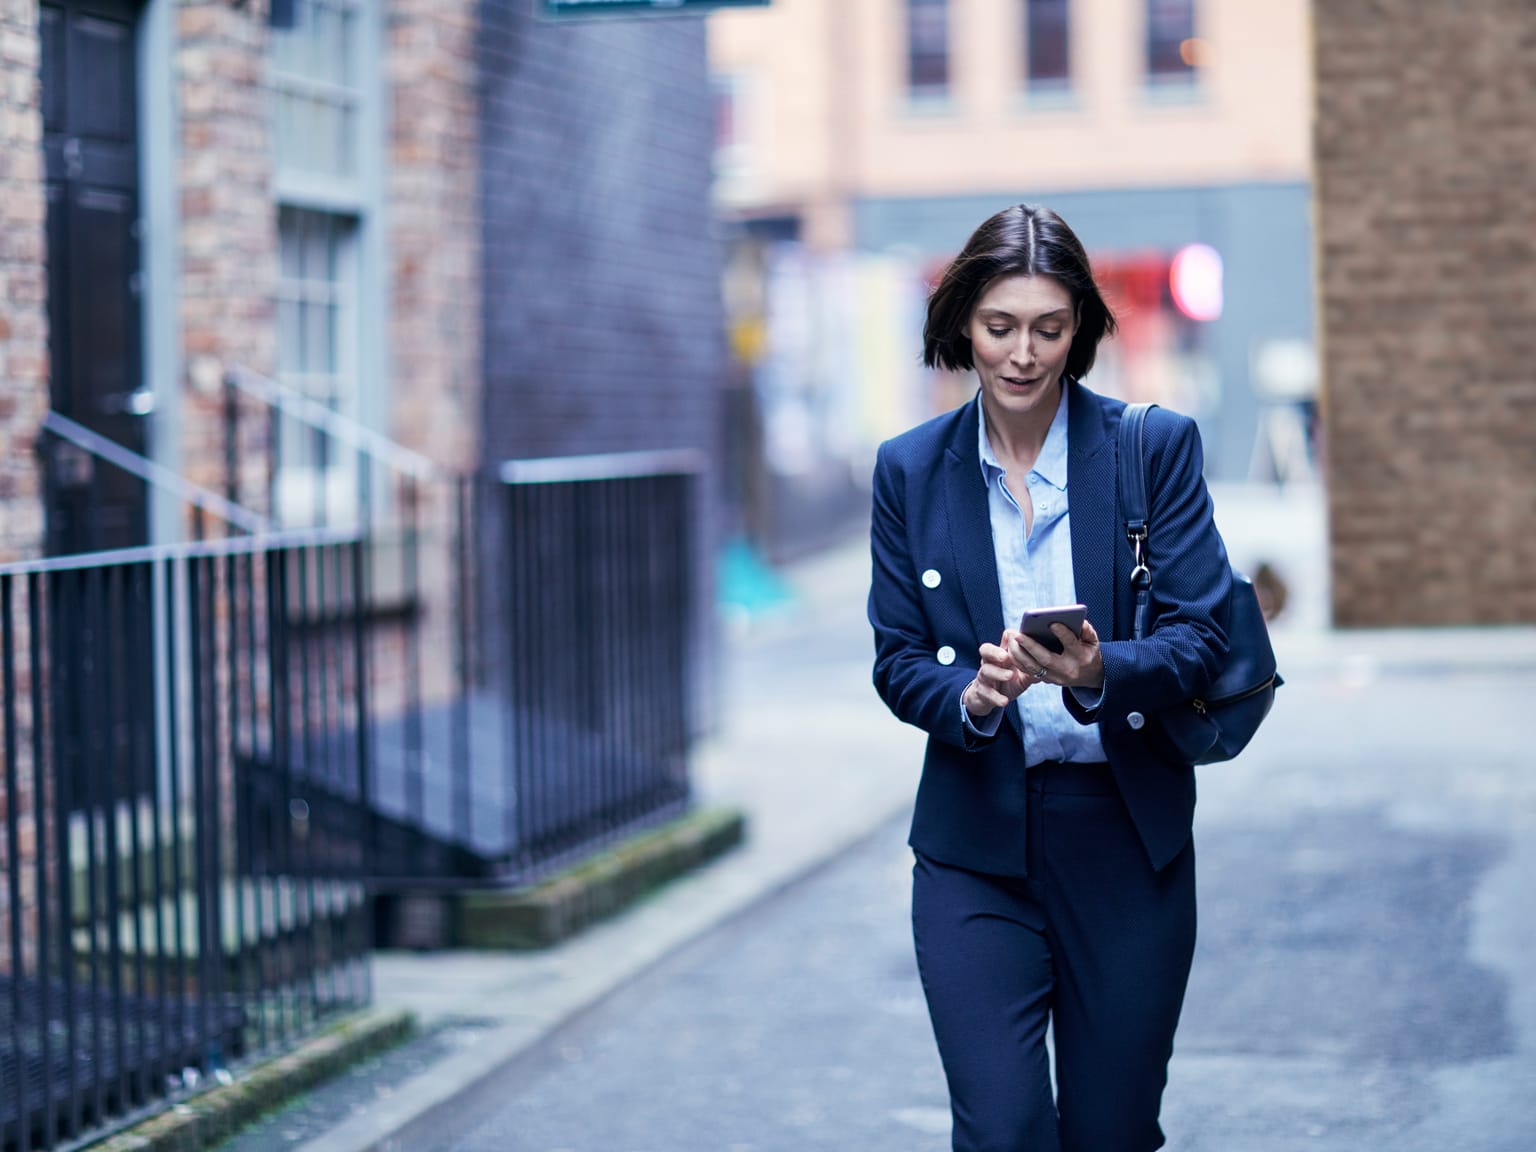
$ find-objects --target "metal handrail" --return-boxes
[0,524,361,577]
[499,448,707,485]
[224,364,439,482]
[41,410,272,535]
[222,362,477,867]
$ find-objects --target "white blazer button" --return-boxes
[922,568,942,588]
[1127,711,1146,730]
[936,646,956,666]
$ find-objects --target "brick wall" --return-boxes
[1316,0,1536,626]
[388,0,481,474]
[0,0,48,562]
[381,0,484,708]
[0,579,44,976]
[477,6,727,466]
[477,5,729,728]
[0,11,51,970]
[176,0,277,507]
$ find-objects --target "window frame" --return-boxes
[267,0,387,528]
[711,71,750,183]
[273,205,362,526]
[1144,0,1198,89]
[269,0,366,201]
[1022,0,1072,96]
[905,0,951,101]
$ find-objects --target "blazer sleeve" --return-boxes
[1065,408,1232,725]
[867,441,993,751]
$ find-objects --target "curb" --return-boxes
[92,1008,414,1152]
[456,806,748,949]
[343,808,914,1152]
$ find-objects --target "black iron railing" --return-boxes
[496,452,700,877]
[6,379,706,1148]
[221,369,704,888]
[0,532,371,1152]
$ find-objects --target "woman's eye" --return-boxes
[986,327,1010,339]
[1037,329,1063,341]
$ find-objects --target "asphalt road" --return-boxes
[412,657,1536,1152]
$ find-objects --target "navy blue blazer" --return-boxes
[868,380,1233,877]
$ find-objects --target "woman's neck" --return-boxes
[980,384,1063,473]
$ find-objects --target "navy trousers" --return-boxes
[911,761,1197,1152]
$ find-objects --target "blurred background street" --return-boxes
[219,482,1536,1152]
[437,504,1534,1152]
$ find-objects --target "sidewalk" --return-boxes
[277,521,926,1152]
[275,480,1536,1151]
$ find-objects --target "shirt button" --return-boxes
[922,568,941,588]
[937,646,956,666]
[1127,711,1146,730]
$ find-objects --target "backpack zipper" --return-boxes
[1192,675,1277,715]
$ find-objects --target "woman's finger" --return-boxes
[1009,633,1052,677]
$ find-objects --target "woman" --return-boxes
[868,204,1233,1151]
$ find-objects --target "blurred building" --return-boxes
[0,5,728,1141]
[0,0,728,764]
[0,0,725,563]
[708,0,1315,486]
[1315,0,1536,626]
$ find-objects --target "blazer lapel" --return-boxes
[1067,381,1120,641]
[944,398,1021,739]
[944,398,1005,647]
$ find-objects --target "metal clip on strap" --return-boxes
[1127,522,1150,591]
[1119,404,1156,641]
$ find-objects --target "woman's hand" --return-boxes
[1009,620,1105,691]
[963,635,1046,718]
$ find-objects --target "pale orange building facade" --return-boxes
[709,0,1316,481]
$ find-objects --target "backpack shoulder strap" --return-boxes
[1118,403,1155,639]
[1118,402,1152,527]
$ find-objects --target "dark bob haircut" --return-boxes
[923,204,1117,380]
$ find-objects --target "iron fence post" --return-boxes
[29,571,56,1148]
[3,576,31,1152]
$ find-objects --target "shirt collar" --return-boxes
[977,384,1071,491]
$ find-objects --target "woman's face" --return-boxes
[966,273,1078,428]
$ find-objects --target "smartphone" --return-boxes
[1018,603,1087,655]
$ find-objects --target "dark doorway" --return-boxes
[39,0,155,808]
[40,0,149,557]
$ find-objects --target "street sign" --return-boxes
[540,0,769,19]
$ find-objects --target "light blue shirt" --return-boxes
[963,387,1107,766]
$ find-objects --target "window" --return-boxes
[1146,0,1197,85]
[711,73,757,202]
[907,0,950,97]
[712,73,746,175]
[1024,0,1071,91]
[269,0,378,526]
[271,0,361,185]
[275,207,356,522]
